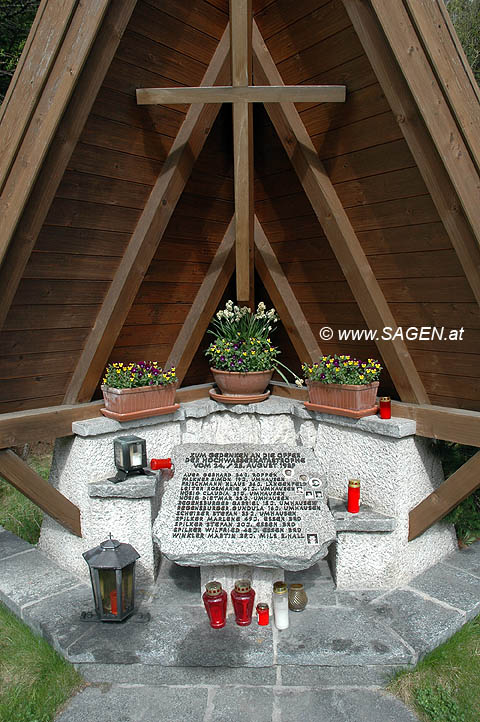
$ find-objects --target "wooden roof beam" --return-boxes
[254,216,322,365]
[137,86,346,104]
[343,0,480,308]
[0,0,138,333]
[166,218,236,385]
[409,451,480,540]
[231,0,254,307]
[0,0,111,268]
[0,449,81,537]
[252,20,430,405]
[369,0,480,255]
[63,25,231,404]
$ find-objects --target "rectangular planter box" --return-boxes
[101,384,179,421]
[305,380,379,418]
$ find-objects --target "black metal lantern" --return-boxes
[109,435,151,483]
[82,535,140,622]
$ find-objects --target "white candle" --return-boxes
[130,446,142,467]
[273,586,289,630]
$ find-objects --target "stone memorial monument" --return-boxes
[153,443,336,605]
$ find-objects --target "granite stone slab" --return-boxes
[275,607,413,666]
[88,474,157,499]
[72,408,184,436]
[0,528,34,559]
[211,687,274,722]
[0,548,81,617]
[280,664,407,688]
[329,497,396,532]
[154,443,336,570]
[409,562,480,620]
[275,688,419,722]
[369,588,465,656]
[76,662,277,686]
[55,685,208,722]
[442,543,480,578]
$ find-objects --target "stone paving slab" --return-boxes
[409,561,480,621]
[76,663,277,686]
[279,664,408,687]
[442,544,480,577]
[0,547,81,617]
[0,527,34,558]
[275,688,418,722]
[369,588,464,657]
[275,607,413,666]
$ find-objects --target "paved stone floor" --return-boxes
[1,525,480,721]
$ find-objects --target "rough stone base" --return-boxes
[200,565,284,614]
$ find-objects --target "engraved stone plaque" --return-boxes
[153,444,336,571]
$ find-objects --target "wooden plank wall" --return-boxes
[0,0,230,411]
[253,0,480,410]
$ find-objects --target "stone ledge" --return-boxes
[328,498,396,532]
[88,474,158,499]
[72,393,416,440]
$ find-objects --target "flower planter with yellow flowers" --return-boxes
[302,356,382,419]
[101,362,179,421]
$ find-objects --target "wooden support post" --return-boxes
[343,0,480,307]
[252,21,430,405]
[0,0,111,267]
[63,26,231,404]
[166,219,236,385]
[409,452,480,541]
[0,0,138,333]
[0,449,81,537]
[391,401,480,447]
[231,0,254,306]
[254,216,322,365]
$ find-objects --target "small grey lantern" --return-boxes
[82,535,140,622]
[109,435,150,483]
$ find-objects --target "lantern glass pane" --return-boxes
[129,443,143,468]
[122,563,135,613]
[114,441,126,470]
[98,569,119,617]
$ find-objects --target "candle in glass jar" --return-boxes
[256,603,269,626]
[231,579,255,626]
[130,445,142,467]
[347,479,360,513]
[272,581,289,630]
[379,396,391,419]
[202,581,227,629]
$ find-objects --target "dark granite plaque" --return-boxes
[153,444,336,570]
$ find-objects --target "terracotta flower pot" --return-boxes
[101,383,179,421]
[305,380,379,418]
[210,368,273,397]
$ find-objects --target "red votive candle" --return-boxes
[379,396,391,420]
[257,603,269,626]
[231,579,256,626]
[110,590,118,616]
[347,479,360,514]
[202,581,227,629]
[150,458,172,470]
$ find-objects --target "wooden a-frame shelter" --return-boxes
[0,0,479,541]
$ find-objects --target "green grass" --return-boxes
[0,444,52,545]
[0,602,83,722]
[389,614,480,722]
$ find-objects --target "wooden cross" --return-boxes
[137,0,345,306]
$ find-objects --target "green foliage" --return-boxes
[0,478,42,544]
[0,0,40,101]
[302,355,382,385]
[390,615,480,722]
[446,0,480,84]
[102,361,177,389]
[414,685,466,722]
[0,603,83,722]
